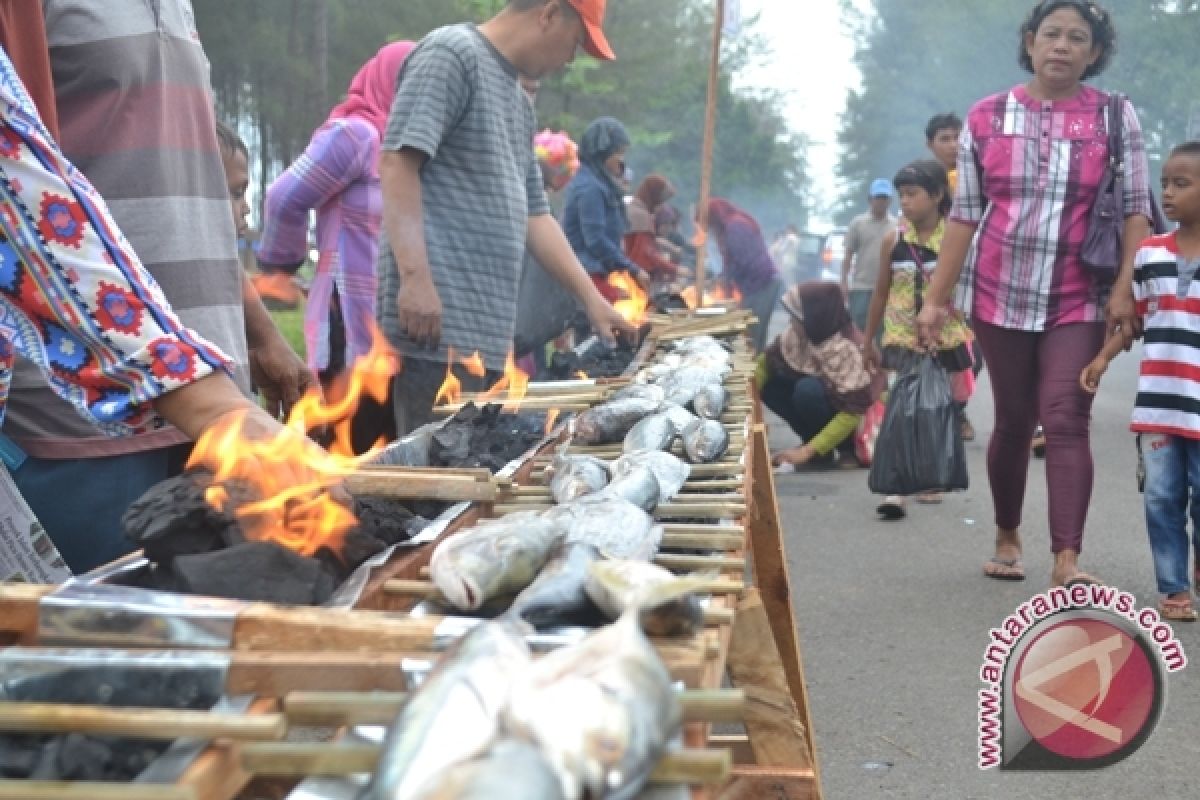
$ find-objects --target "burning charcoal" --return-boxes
[56,734,113,781]
[170,541,334,605]
[313,528,386,583]
[0,738,41,776]
[122,470,257,563]
[29,737,63,780]
[353,496,422,546]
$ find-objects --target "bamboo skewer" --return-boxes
[0,785,193,800]
[0,689,746,739]
[382,576,745,598]
[238,742,732,786]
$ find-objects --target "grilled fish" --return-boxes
[574,395,662,445]
[546,494,663,561]
[359,618,532,800]
[430,511,563,611]
[545,450,610,504]
[600,463,662,512]
[505,612,683,800]
[612,451,690,502]
[623,411,678,454]
[413,738,566,800]
[585,559,711,637]
[508,541,602,627]
[681,418,730,464]
[691,383,728,420]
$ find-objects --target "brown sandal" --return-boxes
[1159,599,1198,622]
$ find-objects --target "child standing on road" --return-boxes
[1081,141,1200,622]
[862,160,974,520]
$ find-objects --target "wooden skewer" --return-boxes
[0,702,287,741]
[0,785,192,800]
[282,687,745,726]
[655,554,745,572]
[238,742,731,786]
[346,471,500,502]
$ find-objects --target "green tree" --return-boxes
[835,0,1200,222]
[196,0,810,231]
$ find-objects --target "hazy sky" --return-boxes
[734,0,867,222]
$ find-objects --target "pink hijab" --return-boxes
[327,40,415,136]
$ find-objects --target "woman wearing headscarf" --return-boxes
[757,282,882,468]
[625,174,683,288]
[562,117,649,303]
[257,41,414,382]
[706,198,784,352]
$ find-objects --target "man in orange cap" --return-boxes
[378,0,629,435]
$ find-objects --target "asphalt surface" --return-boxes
[764,317,1200,799]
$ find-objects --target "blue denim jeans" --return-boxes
[1140,432,1200,595]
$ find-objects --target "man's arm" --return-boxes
[841,221,858,292]
[241,274,314,418]
[380,147,442,349]
[527,214,635,343]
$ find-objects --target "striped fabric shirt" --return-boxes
[376,24,549,371]
[951,85,1153,331]
[0,45,228,434]
[1131,233,1200,440]
[3,0,250,458]
[258,118,382,372]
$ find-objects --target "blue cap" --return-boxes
[869,178,894,198]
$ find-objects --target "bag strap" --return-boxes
[905,240,934,314]
[1106,92,1125,177]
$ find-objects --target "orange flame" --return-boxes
[187,326,399,558]
[681,283,744,310]
[607,271,649,325]
[462,351,486,378]
[435,348,464,407]
[544,408,561,435]
[478,351,530,413]
[575,371,590,381]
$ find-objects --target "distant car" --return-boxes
[791,231,826,284]
[818,229,846,284]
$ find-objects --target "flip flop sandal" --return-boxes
[876,497,906,520]
[1063,573,1100,588]
[983,557,1026,581]
[914,492,943,505]
[1159,600,1198,622]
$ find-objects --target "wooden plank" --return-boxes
[718,768,819,800]
[726,589,811,770]
[743,423,824,798]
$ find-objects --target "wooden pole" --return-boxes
[694,0,726,306]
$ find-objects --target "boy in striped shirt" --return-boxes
[1081,141,1200,621]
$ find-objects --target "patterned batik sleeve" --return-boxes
[1119,97,1154,221]
[949,123,985,225]
[0,54,230,435]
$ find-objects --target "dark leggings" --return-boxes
[973,320,1105,554]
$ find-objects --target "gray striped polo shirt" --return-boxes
[376,24,550,371]
[4,0,250,458]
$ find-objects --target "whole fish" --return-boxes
[508,541,602,627]
[359,618,532,800]
[545,450,610,504]
[691,383,728,420]
[545,494,663,561]
[600,463,661,512]
[682,418,730,464]
[413,738,566,800]
[612,451,690,502]
[609,383,666,405]
[623,411,677,453]
[672,335,730,357]
[430,511,563,612]
[660,367,726,407]
[574,395,662,445]
[585,559,711,637]
[505,612,683,800]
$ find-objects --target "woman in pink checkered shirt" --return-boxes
[916,0,1153,587]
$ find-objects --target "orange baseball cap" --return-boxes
[565,0,615,61]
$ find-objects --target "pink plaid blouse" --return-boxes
[951,85,1153,331]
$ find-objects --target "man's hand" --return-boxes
[862,340,883,374]
[1079,356,1109,394]
[585,296,636,347]
[249,335,315,419]
[397,274,443,349]
[916,303,949,350]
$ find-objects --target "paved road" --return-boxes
[767,327,1200,798]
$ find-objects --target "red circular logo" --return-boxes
[1012,618,1158,763]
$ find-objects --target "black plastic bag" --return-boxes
[868,353,968,495]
